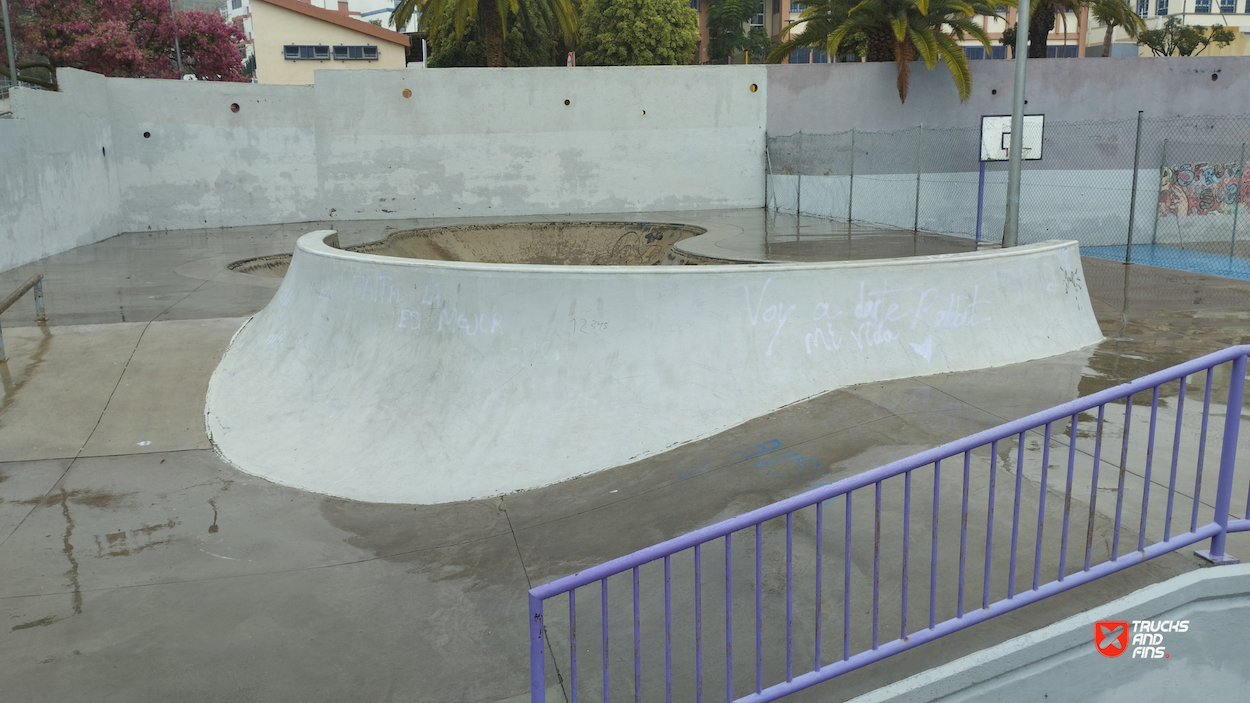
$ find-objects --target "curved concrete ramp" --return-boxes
[205,232,1102,504]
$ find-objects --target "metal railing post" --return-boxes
[1197,354,1246,564]
[1125,111,1144,264]
[0,273,47,363]
[529,593,546,702]
[34,278,45,321]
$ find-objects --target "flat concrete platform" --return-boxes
[1,211,1248,702]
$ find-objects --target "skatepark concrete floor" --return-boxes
[1,210,1248,702]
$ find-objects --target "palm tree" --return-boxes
[767,0,1003,103]
[392,0,576,67]
[1088,0,1146,58]
[1025,0,1079,57]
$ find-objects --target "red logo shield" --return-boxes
[1096,620,1129,658]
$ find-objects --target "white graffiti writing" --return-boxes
[744,278,796,357]
[911,286,990,331]
[438,309,503,336]
[352,274,401,304]
[397,309,422,330]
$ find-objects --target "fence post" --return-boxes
[797,131,803,218]
[913,124,923,233]
[530,593,546,702]
[1197,353,1246,565]
[1231,142,1245,258]
[1125,111,1144,265]
[764,139,772,211]
[847,128,856,225]
[1152,138,1167,246]
[975,161,986,245]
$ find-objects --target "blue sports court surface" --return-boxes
[1081,244,1250,282]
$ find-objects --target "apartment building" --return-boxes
[226,0,417,81]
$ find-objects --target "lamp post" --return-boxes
[169,0,184,75]
[2,0,18,94]
[1002,0,1032,248]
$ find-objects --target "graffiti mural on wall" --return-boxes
[1159,162,1250,217]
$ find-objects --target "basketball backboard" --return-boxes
[980,115,1044,162]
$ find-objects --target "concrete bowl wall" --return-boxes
[205,231,1103,504]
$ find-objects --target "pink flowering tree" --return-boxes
[2,0,247,83]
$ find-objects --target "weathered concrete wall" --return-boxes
[0,82,124,272]
[765,58,1250,245]
[2,66,766,272]
[102,78,320,232]
[205,232,1101,504]
[311,67,766,219]
[7,58,1248,274]
[766,57,1250,134]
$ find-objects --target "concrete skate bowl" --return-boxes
[206,230,1103,505]
[227,222,716,279]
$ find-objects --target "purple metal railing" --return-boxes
[529,346,1250,702]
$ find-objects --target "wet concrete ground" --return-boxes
[1,210,1248,702]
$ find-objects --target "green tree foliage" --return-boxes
[767,0,1001,103]
[2,0,246,83]
[999,23,1017,56]
[743,26,773,62]
[393,0,576,67]
[424,0,565,66]
[1025,0,1078,58]
[579,0,699,65]
[1089,0,1146,57]
[705,0,758,63]
[1139,16,1236,57]
[1016,0,1141,59]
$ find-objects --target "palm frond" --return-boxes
[909,26,939,69]
[932,31,973,101]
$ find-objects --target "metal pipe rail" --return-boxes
[0,273,46,362]
[529,345,1250,702]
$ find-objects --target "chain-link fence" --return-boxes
[767,115,1250,279]
[0,74,53,104]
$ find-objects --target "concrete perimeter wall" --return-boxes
[8,57,1250,272]
[2,66,766,272]
[766,57,1250,134]
[205,234,1102,504]
[765,58,1250,247]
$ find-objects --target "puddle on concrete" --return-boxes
[317,497,519,590]
[0,323,53,427]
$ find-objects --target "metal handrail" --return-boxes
[0,273,47,362]
[529,345,1250,702]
